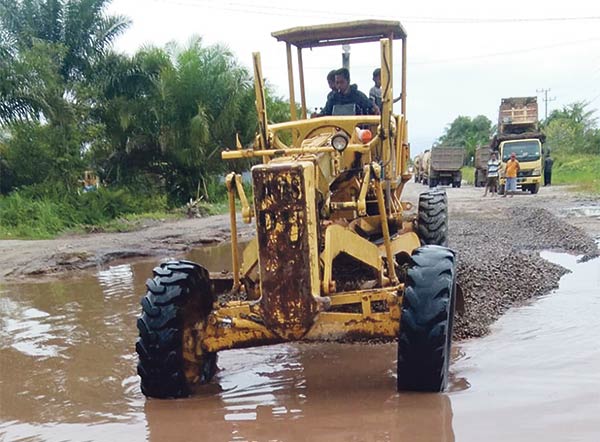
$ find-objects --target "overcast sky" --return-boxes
[107,0,600,154]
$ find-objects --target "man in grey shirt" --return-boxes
[369,68,401,111]
[369,68,383,110]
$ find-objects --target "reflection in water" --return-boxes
[1,250,599,441]
[452,253,600,441]
[185,241,248,272]
[97,264,134,298]
[220,345,306,422]
[144,343,455,442]
[560,205,600,219]
[0,265,147,436]
[0,300,66,358]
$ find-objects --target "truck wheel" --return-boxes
[417,189,448,247]
[530,183,539,194]
[397,246,457,392]
[454,181,461,188]
[474,171,479,187]
[136,260,217,398]
[428,178,437,188]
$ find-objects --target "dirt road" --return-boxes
[1,183,598,337]
[1,182,599,442]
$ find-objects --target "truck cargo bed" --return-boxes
[430,147,465,171]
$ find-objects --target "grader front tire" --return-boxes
[397,246,456,392]
[136,260,217,398]
[417,190,448,247]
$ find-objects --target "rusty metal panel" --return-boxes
[252,161,319,340]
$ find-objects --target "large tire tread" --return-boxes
[417,190,448,247]
[136,261,216,399]
[397,246,456,392]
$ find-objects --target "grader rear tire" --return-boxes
[136,260,217,398]
[397,246,457,392]
[417,189,448,247]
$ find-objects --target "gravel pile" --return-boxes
[450,206,598,339]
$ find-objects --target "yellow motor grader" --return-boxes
[136,20,457,398]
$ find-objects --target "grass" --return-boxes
[0,183,240,240]
[69,212,185,234]
[0,187,171,239]
[552,153,600,194]
[461,166,475,185]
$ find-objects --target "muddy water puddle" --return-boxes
[1,245,599,441]
[559,205,600,219]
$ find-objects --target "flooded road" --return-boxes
[1,245,599,441]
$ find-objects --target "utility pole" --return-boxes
[536,88,556,121]
[342,44,350,69]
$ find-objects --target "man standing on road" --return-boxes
[503,152,520,198]
[544,154,554,186]
[483,151,500,197]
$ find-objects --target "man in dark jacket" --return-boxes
[322,68,379,116]
[544,154,554,186]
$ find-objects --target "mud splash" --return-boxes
[0,250,598,441]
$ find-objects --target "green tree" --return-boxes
[89,38,273,204]
[88,49,169,185]
[437,115,493,163]
[543,102,600,155]
[0,0,130,191]
[0,0,130,81]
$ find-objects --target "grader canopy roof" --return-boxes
[272,20,406,48]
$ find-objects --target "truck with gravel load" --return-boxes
[474,146,492,188]
[428,146,465,188]
[135,20,459,399]
[491,97,545,194]
[420,149,431,185]
[413,152,423,182]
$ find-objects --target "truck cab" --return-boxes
[498,138,542,194]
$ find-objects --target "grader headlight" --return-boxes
[331,132,349,152]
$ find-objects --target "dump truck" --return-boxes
[474,146,492,188]
[135,20,459,399]
[428,146,465,188]
[491,97,544,194]
[420,149,431,185]
[413,153,422,182]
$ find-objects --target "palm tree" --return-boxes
[151,38,255,203]
[0,0,130,81]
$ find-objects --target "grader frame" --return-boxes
[137,20,456,398]
[213,20,413,348]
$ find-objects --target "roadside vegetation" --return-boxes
[460,166,474,185]
[1,1,599,239]
[551,154,600,193]
[543,103,600,193]
[0,0,288,239]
